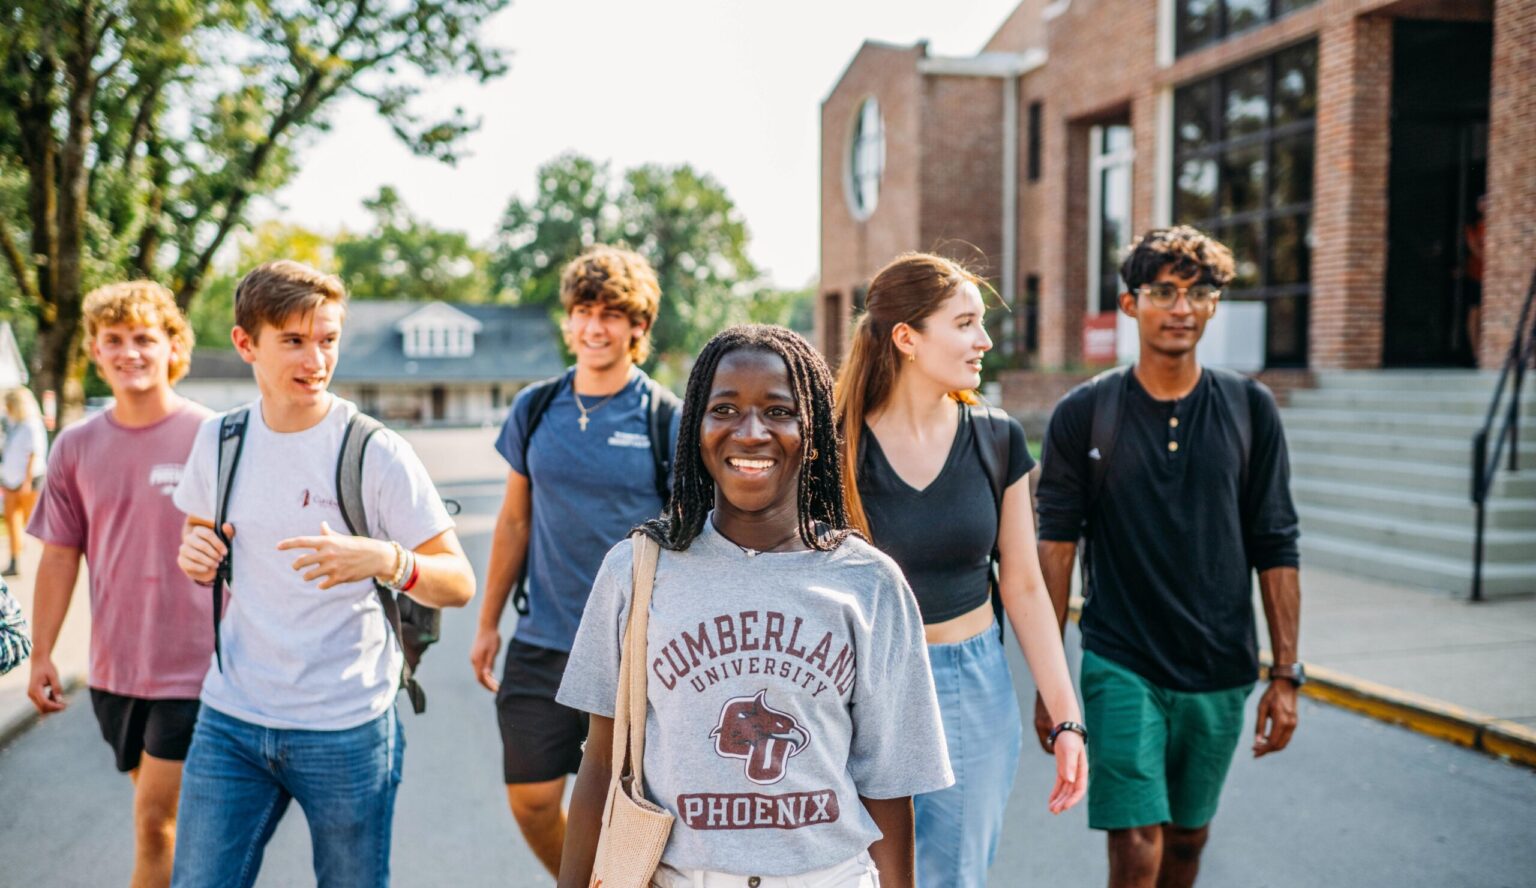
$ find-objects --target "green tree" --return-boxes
[489,153,612,311]
[335,186,495,303]
[615,163,761,358]
[491,153,778,362]
[189,221,337,349]
[0,0,509,409]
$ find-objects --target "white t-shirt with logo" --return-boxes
[174,396,453,730]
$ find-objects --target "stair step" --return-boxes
[1289,452,1536,498]
[1282,409,1502,440]
[1312,371,1502,392]
[1299,535,1536,598]
[1289,478,1536,529]
[1288,388,1536,417]
[1297,503,1536,562]
[1284,428,1536,466]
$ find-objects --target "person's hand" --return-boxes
[470,625,502,693]
[1032,692,1054,753]
[277,522,394,590]
[179,520,233,585]
[1047,729,1088,814]
[26,656,66,714]
[1253,680,1299,757]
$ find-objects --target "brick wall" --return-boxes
[819,42,927,361]
[1481,0,1536,368]
[1309,13,1392,370]
[920,76,1005,277]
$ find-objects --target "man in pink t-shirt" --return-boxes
[27,281,212,888]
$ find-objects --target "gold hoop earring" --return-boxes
[807,447,819,462]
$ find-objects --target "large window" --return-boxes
[1173,41,1316,366]
[1089,124,1135,315]
[1176,0,1317,57]
[847,98,885,219]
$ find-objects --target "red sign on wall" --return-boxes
[1082,313,1119,366]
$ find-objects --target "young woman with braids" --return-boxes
[834,253,1088,886]
[557,324,952,888]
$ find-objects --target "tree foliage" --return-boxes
[491,152,806,362]
[335,186,495,304]
[0,0,509,407]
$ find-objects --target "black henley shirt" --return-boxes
[1035,369,1300,692]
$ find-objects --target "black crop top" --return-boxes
[858,405,1035,624]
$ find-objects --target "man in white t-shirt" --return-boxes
[170,260,476,888]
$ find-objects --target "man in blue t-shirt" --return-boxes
[470,246,679,877]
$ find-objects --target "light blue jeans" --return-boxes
[170,705,404,888]
[914,625,1023,888]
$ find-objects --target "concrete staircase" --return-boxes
[1282,371,1536,598]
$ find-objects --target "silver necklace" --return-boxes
[572,389,619,432]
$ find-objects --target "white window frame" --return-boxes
[1087,124,1136,317]
[845,97,885,221]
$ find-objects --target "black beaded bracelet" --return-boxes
[1047,720,1088,749]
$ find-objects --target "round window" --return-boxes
[847,97,885,220]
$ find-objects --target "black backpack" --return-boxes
[510,370,681,616]
[967,404,1013,642]
[212,408,439,714]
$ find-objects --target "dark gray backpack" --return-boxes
[212,409,438,714]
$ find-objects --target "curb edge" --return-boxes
[1066,595,1536,769]
[0,674,85,750]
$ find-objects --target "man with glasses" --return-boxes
[1033,226,1302,888]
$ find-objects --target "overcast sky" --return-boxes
[257,0,1021,289]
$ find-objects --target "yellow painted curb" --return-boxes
[1066,597,1536,768]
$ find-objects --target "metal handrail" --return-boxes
[1471,267,1536,602]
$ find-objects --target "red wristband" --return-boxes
[400,555,420,592]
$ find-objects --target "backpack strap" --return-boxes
[334,410,429,715]
[519,371,569,465]
[1086,365,1132,515]
[1207,367,1253,495]
[510,372,568,617]
[211,408,250,673]
[645,378,682,505]
[967,403,1012,642]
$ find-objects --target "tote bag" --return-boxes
[588,532,674,887]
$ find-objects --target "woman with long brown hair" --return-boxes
[834,253,1087,886]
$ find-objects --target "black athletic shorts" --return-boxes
[90,689,201,773]
[495,639,588,784]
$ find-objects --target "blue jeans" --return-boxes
[914,625,1023,888]
[170,705,404,888]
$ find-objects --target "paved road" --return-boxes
[1,431,1534,887]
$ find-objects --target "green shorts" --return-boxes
[1082,649,1253,831]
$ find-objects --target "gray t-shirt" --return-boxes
[557,518,953,876]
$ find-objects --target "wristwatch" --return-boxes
[1269,662,1307,687]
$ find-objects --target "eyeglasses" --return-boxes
[1137,283,1221,311]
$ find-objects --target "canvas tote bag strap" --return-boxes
[608,533,661,798]
[625,533,660,788]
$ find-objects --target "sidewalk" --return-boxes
[0,535,91,747]
[1268,566,1536,765]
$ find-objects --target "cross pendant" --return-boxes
[578,414,590,431]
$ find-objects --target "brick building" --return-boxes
[819,0,1529,380]
[818,0,1536,596]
